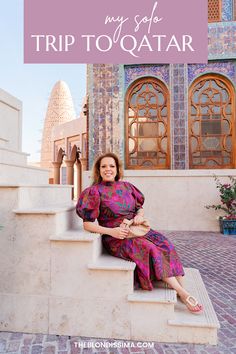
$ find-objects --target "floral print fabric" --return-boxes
[76,180,184,290]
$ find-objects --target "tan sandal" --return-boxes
[184,295,203,313]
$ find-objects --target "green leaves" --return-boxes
[205,175,236,219]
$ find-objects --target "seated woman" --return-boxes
[76,152,203,313]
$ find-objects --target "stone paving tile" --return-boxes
[45,335,58,343]
[0,332,11,340]
[0,339,7,353]
[140,350,155,354]
[42,345,56,354]
[23,335,34,344]
[153,343,165,354]
[6,340,21,352]
[10,334,23,341]
[31,345,44,354]
[0,232,235,353]
[81,349,93,354]
[32,335,44,345]
[20,346,30,354]
[129,348,144,353]
[58,337,69,351]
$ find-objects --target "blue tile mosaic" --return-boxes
[188,61,236,85]
[124,64,169,88]
[222,0,233,21]
[208,22,236,60]
[170,64,188,169]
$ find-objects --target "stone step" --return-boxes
[0,163,48,184]
[88,254,136,271]
[50,244,135,299]
[128,268,220,345]
[0,147,28,165]
[50,229,102,262]
[12,204,79,235]
[50,229,100,242]
[128,287,176,343]
[128,287,176,304]
[0,137,9,148]
[167,268,220,345]
[17,185,73,209]
[13,203,75,214]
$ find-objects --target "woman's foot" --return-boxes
[180,294,203,313]
[162,276,203,314]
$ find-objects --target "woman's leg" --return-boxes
[176,275,184,287]
[163,276,203,312]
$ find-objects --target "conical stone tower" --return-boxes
[40,80,76,176]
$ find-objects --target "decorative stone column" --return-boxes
[80,158,88,173]
[52,147,66,184]
[170,64,188,169]
[75,159,82,197]
[64,159,75,199]
[52,161,62,184]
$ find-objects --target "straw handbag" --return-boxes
[120,218,150,238]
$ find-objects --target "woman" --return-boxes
[76,152,203,313]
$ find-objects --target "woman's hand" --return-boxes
[133,214,145,225]
[110,227,129,239]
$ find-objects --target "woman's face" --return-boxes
[100,157,117,182]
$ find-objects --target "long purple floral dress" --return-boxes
[76,180,184,290]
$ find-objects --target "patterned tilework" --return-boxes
[88,59,235,170]
[118,65,126,162]
[208,22,236,60]
[87,64,94,168]
[124,64,170,88]
[188,61,236,85]
[170,64,188,169]
[222,0,233,21]
[88,64,121,169]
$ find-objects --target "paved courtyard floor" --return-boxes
[0,231,236,354]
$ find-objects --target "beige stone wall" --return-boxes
[0,88,22,151]
[82,169,236,232]
[52,114,86,155]
[0,88,49,184]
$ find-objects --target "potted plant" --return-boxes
[206,175,236,235]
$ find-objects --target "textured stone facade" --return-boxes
[41,81,76,175]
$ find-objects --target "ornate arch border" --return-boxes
[188,72,236,169]
[125,76,171,170]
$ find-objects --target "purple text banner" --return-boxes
[24,0,208,64]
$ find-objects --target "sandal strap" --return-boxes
[185,295,198,307]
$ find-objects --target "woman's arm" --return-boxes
[136,208,144,216]
[83,221,129,239]
[133,208,145,225]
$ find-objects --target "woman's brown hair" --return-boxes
[92,152,123,185]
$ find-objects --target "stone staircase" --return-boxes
[0,183,220,344]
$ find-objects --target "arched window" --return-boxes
[189,74,235,169]
[125,77,170,169]
[208,0,222,22]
